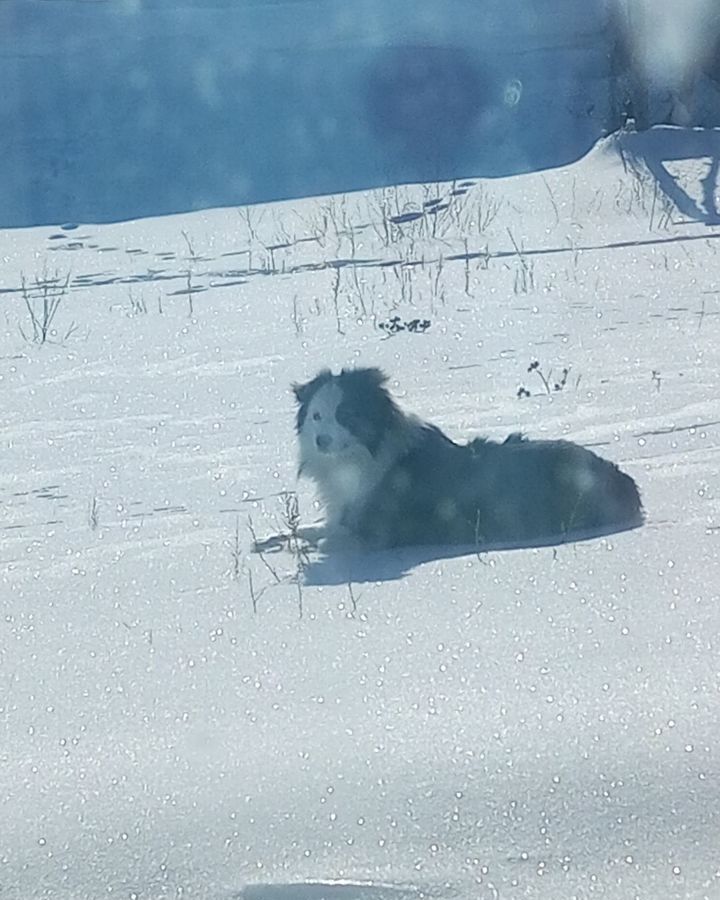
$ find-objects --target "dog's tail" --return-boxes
[596,460,644,530]
[560,445,644,536]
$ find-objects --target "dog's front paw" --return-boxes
[295,523,327,546]
[254,524,323,554]
[252,532,288,553]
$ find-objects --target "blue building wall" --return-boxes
[1,0,618,226]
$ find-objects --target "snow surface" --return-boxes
[2,126,720,899]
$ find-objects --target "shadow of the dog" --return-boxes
[253,518,643,586]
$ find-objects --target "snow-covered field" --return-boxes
[2,127,720,900]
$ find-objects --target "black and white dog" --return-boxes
[293,367,643,551]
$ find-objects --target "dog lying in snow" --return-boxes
[291,366,643,552]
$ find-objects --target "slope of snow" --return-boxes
[1,128,720,900]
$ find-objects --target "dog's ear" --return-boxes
[341,366,389,388]
[291,380,310,404]
[292,369,331,405]
[366,367,389,387]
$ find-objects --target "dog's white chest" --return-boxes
[318,460,373,523]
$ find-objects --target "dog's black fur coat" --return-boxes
[293,367,643,551]
[351,426,642,549]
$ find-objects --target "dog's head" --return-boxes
[292,367,398,469]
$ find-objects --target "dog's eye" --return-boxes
[312,412,321,421]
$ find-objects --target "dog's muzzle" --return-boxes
[315,434,332,452]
